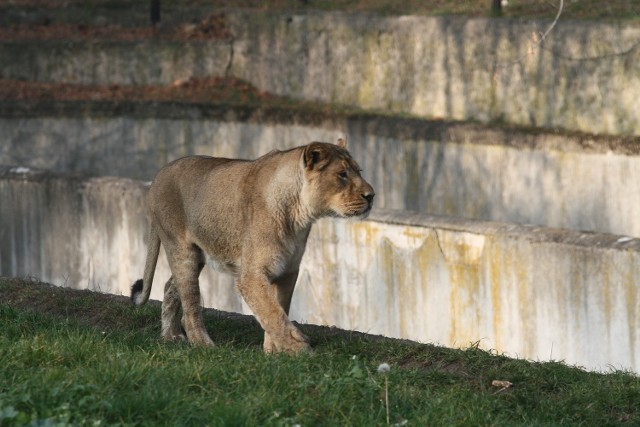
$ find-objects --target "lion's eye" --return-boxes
[338,171,348,180]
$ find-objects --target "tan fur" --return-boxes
[131,140,374,353]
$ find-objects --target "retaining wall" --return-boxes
[2,101,640,237]
[2,12,639,135]
[1,167,638,373]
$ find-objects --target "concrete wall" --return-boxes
[2,102,640,237]
[229,13,640,136]
[2,12,639,135]
[0,40,231,86]
[1,168,638,372]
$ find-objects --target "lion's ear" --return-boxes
[303,142,332,170]
[336,137,347,148]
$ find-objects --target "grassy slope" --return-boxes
[1,277,638,426]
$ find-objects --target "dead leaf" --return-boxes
[491,380,513,393]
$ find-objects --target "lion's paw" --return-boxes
[188,333,215,348]
[162,332,188,343]
[263,326,311,354]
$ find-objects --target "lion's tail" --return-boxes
[131,221,161,306]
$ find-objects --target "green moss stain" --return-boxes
[488,238,503,352]
[624,251,638,364]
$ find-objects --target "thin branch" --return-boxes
[494,0,564,71]
[538,37,640,62]
[538,0,564,44]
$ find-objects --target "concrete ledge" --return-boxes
[1,167,638,372]
[2,102,640,237]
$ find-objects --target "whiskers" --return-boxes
[335,200,372,219]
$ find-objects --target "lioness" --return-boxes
[131,139,374,353]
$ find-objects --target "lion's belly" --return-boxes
[205,254,240,276]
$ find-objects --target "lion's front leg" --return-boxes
[237,271,310,354]
[263,271,307,353]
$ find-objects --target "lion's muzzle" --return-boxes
[353,183,375,218]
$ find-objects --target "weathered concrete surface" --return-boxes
[300,212,640,374]
[0,167,243,313]
[0,40,231,86]
[229,12,640,136]
[1,168,639,373]
[2,12,639,135]
[2,101,640,237]
[0,102,340,182]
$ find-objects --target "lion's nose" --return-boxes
[362,192,375,204]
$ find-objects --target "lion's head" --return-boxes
[301,139,375,219]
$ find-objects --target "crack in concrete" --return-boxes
[432,228,446,261]
[225,37,235,78]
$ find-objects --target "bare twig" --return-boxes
[538,0,564,44]
[495,0,640,68]
[385,375,390,425]
[494,0,564,70]
[491,379,513,394]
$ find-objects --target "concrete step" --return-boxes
[2,97,639,237]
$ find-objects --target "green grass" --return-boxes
[1,278,639,426]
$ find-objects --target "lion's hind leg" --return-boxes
[166,245,214,347]
[161,277,187,343]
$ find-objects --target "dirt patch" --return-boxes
[0,77,280,105]
[0,12,232,41]
[0,276,155,331]
[3,0,638,21]
[0,275,434,369]
[0,276,398,346]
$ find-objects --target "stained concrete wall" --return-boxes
[2,12,639,135]
[228,13,640,136]
[1,168,639,373]
[2,102,640,237]
[0,40,231,86]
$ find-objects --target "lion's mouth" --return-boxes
[342,203,372,219]
[357,204,373,219]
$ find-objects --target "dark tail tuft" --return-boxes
[131,279,144,304]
